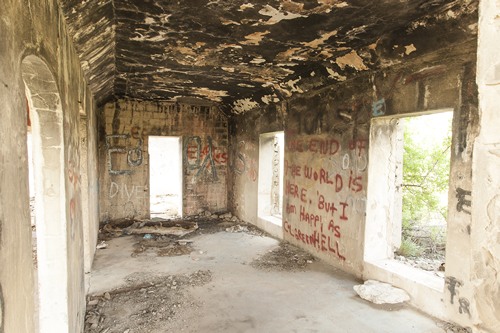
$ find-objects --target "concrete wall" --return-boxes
[81,105,100,277]
[0,0,96,332]
[99,99,228,220]
[228,33,499,330]
[469,0,500,332]
[229,103,286,228]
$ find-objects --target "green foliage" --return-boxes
[396,237,424,258]
[402,115,452,231]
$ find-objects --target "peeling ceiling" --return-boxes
[60,0,478,112]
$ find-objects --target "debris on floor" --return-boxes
[353,280,410,304]
[127,220,199,237]
[394,255,446,277]
[251,241,315,271]
[98,211,263,242]
[84,270,212,333]
[132,236,193,258]
[98,212,266,259]
[96,241,108,250]
[225,224,249,233]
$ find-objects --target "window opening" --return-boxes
[258,132,285,222]
[396,112,452,274]
[365,110,453,279]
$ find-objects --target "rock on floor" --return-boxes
[353,280,410,304]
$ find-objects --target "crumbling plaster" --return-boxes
[60,0,477,112]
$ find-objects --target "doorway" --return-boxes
[22,55,68,332]
[149,136,183,219]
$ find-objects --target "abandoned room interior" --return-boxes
[0,0,499,332]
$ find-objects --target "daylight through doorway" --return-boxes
[149,136,183,219]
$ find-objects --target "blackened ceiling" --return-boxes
[60,0,478,112]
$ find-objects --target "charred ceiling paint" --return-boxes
[60,0,478,111]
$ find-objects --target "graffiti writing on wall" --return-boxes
[445,277,471,317]
[372,98,386,117]
[456,187,472,215]
[287,138,340,155]
[458,297,471,316]
[105,134,143,175]
[109,182,146,200]
[283,135,368,262]
[184,136,226,182]
[231,141,258,182]
[445,276,463,305]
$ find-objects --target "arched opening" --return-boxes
[22,55,69,332]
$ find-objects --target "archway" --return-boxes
[22,55,69,332]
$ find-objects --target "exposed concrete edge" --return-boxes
[256,216,284,240]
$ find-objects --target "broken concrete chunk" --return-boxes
[219,212,233,219]
[96,241,108,249]
[353,280,410,304]
[225,225,249,233]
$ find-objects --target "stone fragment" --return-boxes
[353,280,410,304]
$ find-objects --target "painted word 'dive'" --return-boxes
[109,182,146,200]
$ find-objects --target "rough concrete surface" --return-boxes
[353,280,411,305]
[87,230,448,332]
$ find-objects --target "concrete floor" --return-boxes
[88,231,447,333]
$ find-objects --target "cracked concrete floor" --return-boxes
[87,231,447,333]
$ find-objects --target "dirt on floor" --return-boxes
[86,215,321,332]
[250,241,315,271]
[90,213,470,333]
[98,211,265,259]
[84,270,212,333]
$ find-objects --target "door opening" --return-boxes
[258,131,285,223]
[149,136,183,219]
[23,55,68,332]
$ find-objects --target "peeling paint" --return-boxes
[239,3,254,11]
[250,57,266,64]
[130,30,167,42]
[258,5,306,25]
[192,87,229,102]
[326,67,347,81]
[284,77,303,93]
[302,30,338,48]
[233,98,259,114]
[237,83,255,88]
[335,50,368,71]
[241,31,270,45]
[405,44,417,55]
[62,0,479,109]
[221,18,240,26]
